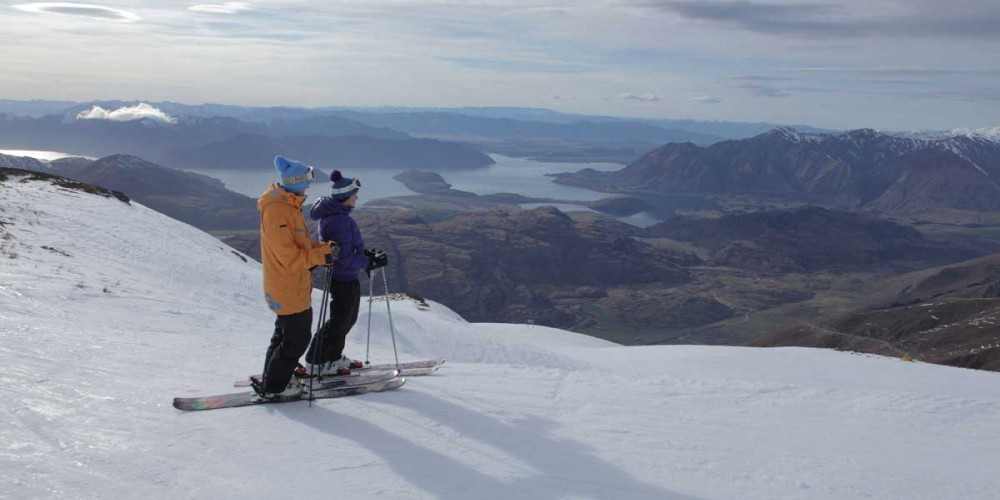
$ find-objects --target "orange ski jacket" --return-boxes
[257,184,332,315]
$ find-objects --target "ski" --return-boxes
[174,373,404,412]
[234,358,444,387]
[308,368,397,389]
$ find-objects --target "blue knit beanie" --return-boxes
[274,155,313,194]
[330,170,360,201]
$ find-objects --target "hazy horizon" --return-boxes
[2,1,999,131]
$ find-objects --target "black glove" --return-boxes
[364,248,388,273]
[324,241,339,266]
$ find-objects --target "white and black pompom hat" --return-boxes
[330,170,360,201]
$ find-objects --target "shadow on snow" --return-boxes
[277,387,699,500]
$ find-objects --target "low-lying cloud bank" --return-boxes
[76,103,177,124]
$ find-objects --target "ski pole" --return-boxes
[310,266,333,406]
[365,269,375,365]
[380,267,401,372]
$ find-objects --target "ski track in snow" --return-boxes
[2,175,1000,500]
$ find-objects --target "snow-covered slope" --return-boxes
[2,172,1000,500]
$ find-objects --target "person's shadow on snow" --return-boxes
[277,386,700,500]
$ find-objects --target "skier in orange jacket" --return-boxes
[252,155,334,399]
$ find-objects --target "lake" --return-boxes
[184,154,667,227]
[4,149,664,227]
[184,154,623,204]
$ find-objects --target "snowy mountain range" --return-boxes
[0,109,494,171]
[2,169,1000,499]
[896,126,1000,143]
[556,127,1000,215]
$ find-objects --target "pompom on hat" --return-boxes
[274,155,314,194]
[330,170,360,201]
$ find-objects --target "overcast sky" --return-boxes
[1,0,998,130]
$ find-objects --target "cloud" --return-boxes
[76,103,177,124]
[644,0,1000,40]
[776,66,1000,76]
[645,1,852,37]
[14,2,141,22]
[3,0,997,131]
[689,95,722,104]
[755,88,790,98]
[523,6,573,18]
[619,93,661,102]
[919,88,1000,102]
[187,2,252,14]
[729,75,796,82]
[738,84,791,98]
[439,56,593,74]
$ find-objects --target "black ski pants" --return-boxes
[306,278,361,365]
[262,308,312,393]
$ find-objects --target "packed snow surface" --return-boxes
[2,174,1000,500]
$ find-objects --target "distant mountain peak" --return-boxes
[954,126,1000,143]
[755,127,823,144]
[92,154,157,169]
[894,126,1000,144]
[842,128,880,140]
[763,126,799,140]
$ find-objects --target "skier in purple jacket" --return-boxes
[304,170,388,376]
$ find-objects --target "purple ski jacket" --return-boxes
[310,196,370,282]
